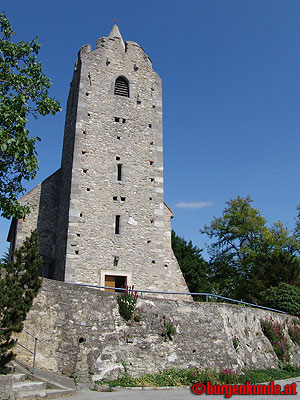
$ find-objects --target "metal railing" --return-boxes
[65,281,285,314]
[13,329,38,374]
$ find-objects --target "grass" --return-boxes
[96,365,300,388]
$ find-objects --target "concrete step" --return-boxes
[12,373,27,382]
[13,380,47,392]
[14,389,47,399]
[14,387,75,399]
[10,360,76,399]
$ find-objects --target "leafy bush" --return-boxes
[117,286,138,321]
[261,317,290,362]
[261,283,300,317]
[161,316,175,341]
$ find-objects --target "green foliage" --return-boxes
[219,368,240,384]
[248,252,300,303]
[261,283,300,318]
[0,230,42,372]
[117,286,138,321]
[96,365,300,387]
[201,196,300,300]
[161,316,175,341]
[261,317,290,363]
[171,230,211,296]
[0,13,61,219]
[232,336,239,350]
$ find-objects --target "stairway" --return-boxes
[8,362,76,399]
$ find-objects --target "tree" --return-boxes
[261,283,300,317]
[0,13,60,219]
[248,252,300,303]
[171,230,211,296]
[201,196,300,300]
[0,230,42,372]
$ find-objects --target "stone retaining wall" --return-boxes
[14,279,300,382]
[0,375,13,400]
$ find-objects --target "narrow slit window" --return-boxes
[114,76,129,97]
[117,164,122,181]
[115,215,120,234]
[114,256,119,266]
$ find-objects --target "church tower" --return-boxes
[8,26,188,295]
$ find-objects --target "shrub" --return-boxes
[261,317,290,363]
[161,316,175,341]
[117,286,138,321]
[261,283,300,318]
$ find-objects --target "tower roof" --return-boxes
[109,24,125,50]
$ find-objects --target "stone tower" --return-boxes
[7,26,188,295]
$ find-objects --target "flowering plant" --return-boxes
[288,320,300,346]
[219,367,240,384]
[117,286,138,321]
[261,317,290,362]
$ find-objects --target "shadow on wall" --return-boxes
[36,169,61,280]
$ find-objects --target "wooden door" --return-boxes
[105,275,116,292]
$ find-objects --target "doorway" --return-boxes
[104,275,127,292]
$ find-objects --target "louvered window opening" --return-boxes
[114,77,129,97]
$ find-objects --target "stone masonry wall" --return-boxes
[12,170,61,277]
[14,279,300,382]
[58,27,189,294]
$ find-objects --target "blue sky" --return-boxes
[1,0,300,259]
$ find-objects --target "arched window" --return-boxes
[114,76,129,97]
